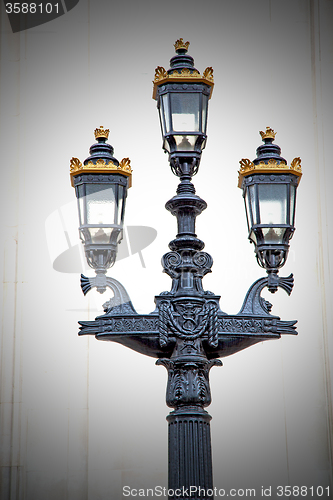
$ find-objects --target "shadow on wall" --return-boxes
[45,200,157,273]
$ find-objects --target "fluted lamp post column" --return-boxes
[70,41,302,500]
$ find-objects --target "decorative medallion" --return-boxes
[158,299,219,348]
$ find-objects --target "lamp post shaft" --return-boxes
[157,163,222,498]
[158,339,220,499]
[167,408,213,499]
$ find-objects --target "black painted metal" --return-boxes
[241,173,299,291]
[167,409,214,500]
[240,135,300,292]
[77,155,297,499]
[74,45,299,500]
[156,47,212,175]
[73,135,129,293]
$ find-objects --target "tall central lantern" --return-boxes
[153,38,214,176]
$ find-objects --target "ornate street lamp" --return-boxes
[70,126,132,294]
[238,127,302,292]
[71,41,302,499]
[153,38,214,176]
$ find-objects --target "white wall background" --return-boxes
[0,0,332,498]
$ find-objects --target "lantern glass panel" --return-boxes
[170,93,200,132]
[162,138,170,153]
[174,135,198,151]
[258,183,287,225]
[248,184,258,225]
[202,94,208,133]
[86,184,116,225]
[161,94,170,134]
[89,227,112,244]
[250,230,257,244]
[117,185,126,225]
[261,227,286,244]
[77,184,85,226]
[244,191,251,231]
[290,184,296,226]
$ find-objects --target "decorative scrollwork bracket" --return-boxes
[80,274,136,315]
[239,274,295,316]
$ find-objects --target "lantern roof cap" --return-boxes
[254,127,286,165]
[237,127,302,188]
[152,39,214,100]
[69,127,132,187]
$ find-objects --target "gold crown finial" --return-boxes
[94,126,110,140]
[260,127,276,141]
[174,38,190,52]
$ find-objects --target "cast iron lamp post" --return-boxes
[70,40,302,500]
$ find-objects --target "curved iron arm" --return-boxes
[237,273,294,316]
[78,272,297,359]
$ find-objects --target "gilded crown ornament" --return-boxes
[154,66,168,81]
[203,67,214,80]
[119,157,131,171]
[70,128,132,187]
[152,40,214,99]
[174,38,190,52]
[260,126,276,140]
[94,126,110,140]
[70,157,82,171]
[70,158,132,187]
[238,128,302,187]
[238,158,302,187]
[170,68,201,78]
[291,157,302,171]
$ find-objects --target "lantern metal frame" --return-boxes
[73,173,128,269]
[241,173,299,286]
[70,126,132,294]
[157,84,211,155]
[153,38,214,175]
[70,43,302,500]
[238,127,302,292]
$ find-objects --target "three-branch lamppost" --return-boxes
[69,39,302,499]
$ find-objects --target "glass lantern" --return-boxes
[153,39,214,174]
[70,126,132,283]
[75,177,127,270]
[238,127,302,284]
